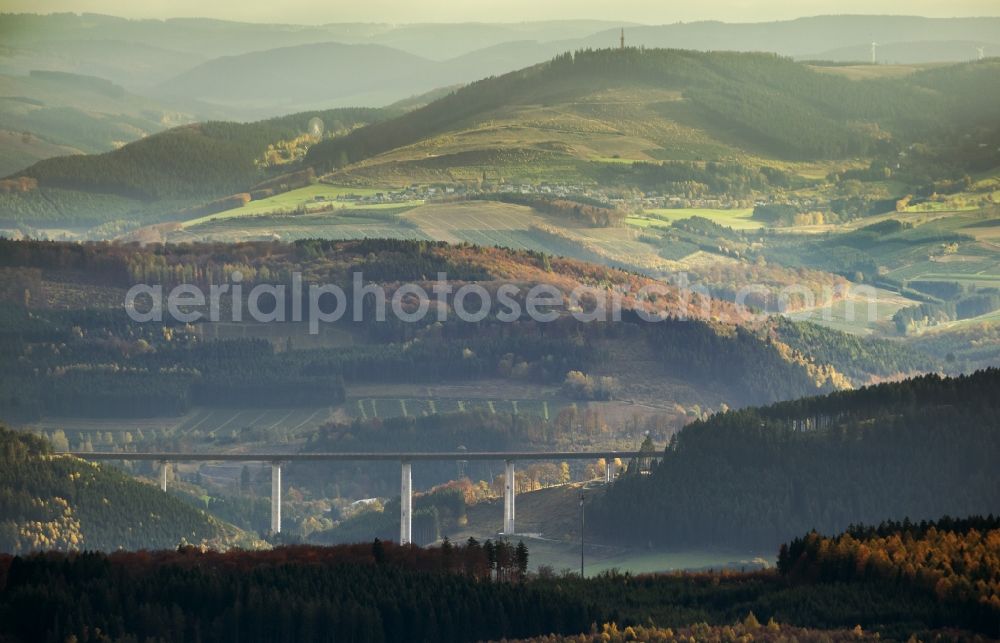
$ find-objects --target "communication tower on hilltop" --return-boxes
[620,28,625,50]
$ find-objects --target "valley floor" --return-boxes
[449,483,771,574]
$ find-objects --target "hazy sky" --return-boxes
[5,0,1000,24]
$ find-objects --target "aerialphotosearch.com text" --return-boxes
[124,271,880,333]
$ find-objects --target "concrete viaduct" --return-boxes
[69,450,651,544]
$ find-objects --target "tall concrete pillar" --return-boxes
[271,462,282,534]
[400,461,412,545]
[605,460,613,483]
[160,461,169,492]
[503,460,516,535]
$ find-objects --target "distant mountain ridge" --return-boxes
[143,15,1000,115]
[157,42,441,111]
[1,12,996,167]
[579,16,1000,60]
[0,69,221,177]
[0,14,623,79]
[156,40,569,113]
[2,13,997,97]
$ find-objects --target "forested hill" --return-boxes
[592,368,1000,549]
[306,48,1000,168]
[7,49,999,227]
[0,426,252,552]
[11,106,390,200]
[0,238,849,422]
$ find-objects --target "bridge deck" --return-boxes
[65,451,650,462]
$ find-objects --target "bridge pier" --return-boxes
[400,461,412,545]
[68,451,651,543]
[605,459,613,483]
[271,462,282,534]
[503,459,516,535]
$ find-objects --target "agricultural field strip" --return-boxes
[333,225,429,240]
[182,185,391,226]
[262,409,298,432]
[217,222,432,242]
[348,397,552,419]
[206,409,268,438]
[165,413,199,436]
[25,407,337,452]
[27,416,182,436]
[286,407,330,434]
[453,210,529,232]
[412,207,532,232]
[180,409,220,437]
[412,210,523,247]
[458,228,529,250]
[436,210,579,252]
[181,407,331,438]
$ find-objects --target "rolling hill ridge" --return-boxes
[4,48,999,232]
[306,47,1000,174]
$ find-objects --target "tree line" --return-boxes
[1,532,993,642]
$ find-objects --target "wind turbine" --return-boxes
[870,41,879,64]
[976,46,985,61]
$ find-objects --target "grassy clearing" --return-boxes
[785,287,914,336]
[624,216,661,229]
[181,184,406,228]
[902,201,982,213]
[180,207,430,243]
[639,207,761,230]
[883,240,1000,289]
[807,209,1000,292]
[890,270,1000,289]
[910,307,1000,334]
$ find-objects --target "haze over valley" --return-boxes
[1,4,1000,642]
